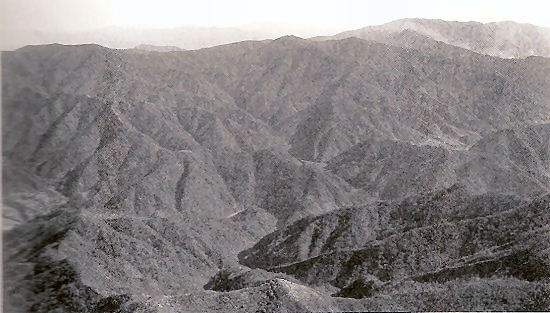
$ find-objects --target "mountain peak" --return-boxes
[331,18,550,58]
[274,35,304,42]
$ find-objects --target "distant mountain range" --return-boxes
[3,18,550,59]
[2,19,550,312]
[133,44,185,52]
[0,26,273,51]
[316,18,550,58]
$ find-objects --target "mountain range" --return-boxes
[2,18,550,312]
[3,18,550,58]
[317,18,550,58]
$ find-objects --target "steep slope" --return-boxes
[2,31,550,311]
[239,188,550,310]
[457,124,550,195]
[239,186,524,268]
[200,36,550,161]
[322,18,550,58]
[326,124,550,199]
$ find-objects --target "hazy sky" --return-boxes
[2,0,550,35]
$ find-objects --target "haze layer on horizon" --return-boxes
[1,0,549,50]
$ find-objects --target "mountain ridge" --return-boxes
[315,18,550,58]
[2,25,550,311]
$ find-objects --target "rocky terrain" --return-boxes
[2,19,550,312]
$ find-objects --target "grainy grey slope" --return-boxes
[326,124,550,199]
[238,188,550,310]
[2,30,550,311]
[318,18,550,58]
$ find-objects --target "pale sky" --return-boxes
[1,0,550,35]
